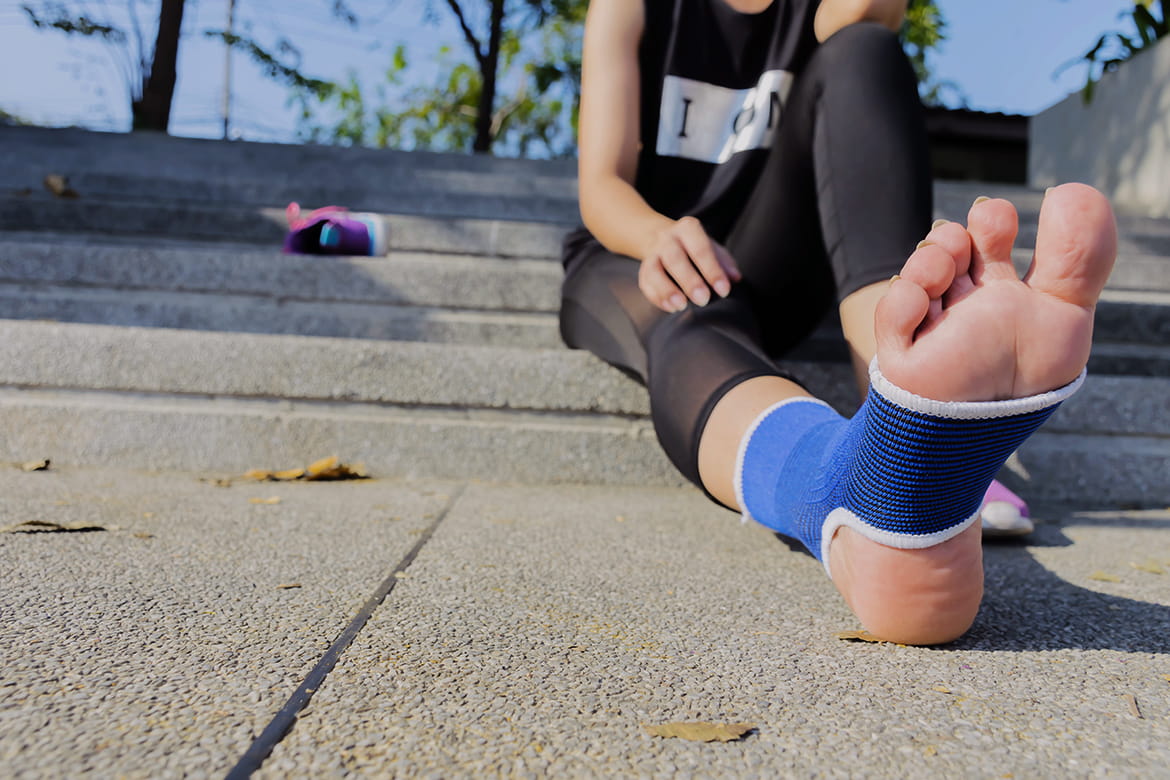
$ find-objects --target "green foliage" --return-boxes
[205,32,336,100]
[900,0,959,105]
[21,3,125,42]
[1,108,31,126]
[1064,0,1168,102]
[297,0,585,157]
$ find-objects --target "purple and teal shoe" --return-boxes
[980,479,1033,537]
[283,203,389,256]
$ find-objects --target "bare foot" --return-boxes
[830,184,1118,645]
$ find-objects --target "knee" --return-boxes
[812,21,909,74]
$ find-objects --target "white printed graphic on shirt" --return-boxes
[656,69,794,164]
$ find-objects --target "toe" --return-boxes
[876,275,931,356]
[967,197,1021,282]
[899,241,958,300]
[1024,183,1118,308]
[923,220,973,277]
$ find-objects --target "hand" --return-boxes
[638,216,742,312]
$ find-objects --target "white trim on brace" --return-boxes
[734,396,835,526]
[869,359,1086,420]
[819,507,981,579]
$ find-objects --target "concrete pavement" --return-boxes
[1,465,1168,777]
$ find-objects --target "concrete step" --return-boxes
[1,234,1167,373]
[3,128,1167,504]
[0,199,570,258]
[1,283,1165,376]
[0,320,1166,504]
[3,231,1167,307]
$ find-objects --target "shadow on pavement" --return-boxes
[961,510,1170,653]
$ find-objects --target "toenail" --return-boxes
[931,219,948,230]
[973,196,991,206]
[915,240,934,250]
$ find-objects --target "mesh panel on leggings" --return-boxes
[560,248,792,488]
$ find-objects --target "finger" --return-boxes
[675,223,728,301]
[660,239,712,307]
[712,242,742,284]
[639,258,687,312]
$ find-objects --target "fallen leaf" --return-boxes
[240,457,368,483]
[305,455,368,481]
[0,520,105,533]
[249,496,281,505]
[1162,674,1170,684]
[276,583,302,590]
[643,722,755,743]
[836,630,887,643]
[1129,561,1166,575]
[1089,571,1122,583]
[43,174,79,199]
[1125,694,1143,719]
[20,459,50,472]
[931,686,952,694]
[923,745,938,757]
[133,532,155,539]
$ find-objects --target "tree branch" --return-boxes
[443,0,485,65]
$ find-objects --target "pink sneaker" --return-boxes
[980,479,1034,537]
[282,202,389,256]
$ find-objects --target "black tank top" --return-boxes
[635,0,819,239]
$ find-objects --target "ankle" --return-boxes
[829,524,984,645]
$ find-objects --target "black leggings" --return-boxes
[560,23,933,492]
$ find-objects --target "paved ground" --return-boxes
[1,465,1168,777]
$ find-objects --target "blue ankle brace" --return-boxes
[735,364,1084,576]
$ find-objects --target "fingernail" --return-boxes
[1045,187,1055,197]
[890,274,901,283]
[931,219,948,230]
[973,196,991,206]
[692,287,711,307]
[714,279,731,297]
[669,294,686,312]
[916,240,934,250]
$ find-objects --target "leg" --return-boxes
[750,186,1116,644]
[561,242,805,491]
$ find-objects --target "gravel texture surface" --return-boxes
[260,483,1170,778]
[0,466,455,778]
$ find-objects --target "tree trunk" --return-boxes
[473,0,505,153]
[133,0,186,132]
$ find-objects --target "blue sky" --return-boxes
[0,0,1145,146]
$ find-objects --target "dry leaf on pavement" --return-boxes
[1,520,105,533]
[643,722,756,743]
[249,496,282,505]
[836,630,887,643]
[43,174,80,199]
[1089,571,1122,583]
[239,456,368,483]
[20,459,50,472]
